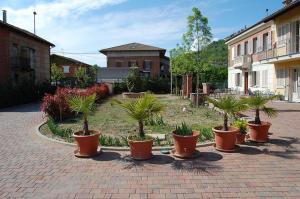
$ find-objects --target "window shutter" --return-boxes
[234,46,237,57]
[249,39,253,54]
[231,47,235,61]
[241,43,244,55]
[257,71,260,87]
[268,32,272,50]
[297,69,300,98]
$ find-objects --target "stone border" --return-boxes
[36,121,215,151]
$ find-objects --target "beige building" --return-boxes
[226,0,300,102]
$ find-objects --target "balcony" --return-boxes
[259,36,300,64]
[233,54,252,69]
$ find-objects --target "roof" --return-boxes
[97,67,130,81]
[0,21,55,46]
[225,0,300,42]
[100,42,166,54]
[51,54,91,67]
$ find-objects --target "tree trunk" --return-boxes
[196,74,199,108]
[83,117,89,135]
[138,120,144,137]
[254,109,261,124]
[223,113,228,131]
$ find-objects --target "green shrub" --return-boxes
[145,115,165,126]
[232,118,247,134]
[174,122,193,136]
[198,127,213,142]
[47,118,73,142]
[99,135,128,147]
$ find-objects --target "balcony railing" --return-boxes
[258,36,300,61]
[233,54,252,69]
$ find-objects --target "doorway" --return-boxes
[244,72,248,95]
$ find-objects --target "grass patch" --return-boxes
[41,94,222,146]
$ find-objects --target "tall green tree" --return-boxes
[185,7,212,93]
[51,63,63,86]
[75,67,90,88]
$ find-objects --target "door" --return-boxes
[292,68,299,101]
[244,72,248,95]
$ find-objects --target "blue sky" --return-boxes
[1,0,283,66]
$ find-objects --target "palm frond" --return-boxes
[261,106,278,118]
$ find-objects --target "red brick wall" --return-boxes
[107,56,161,77]
[0,28,10,84]
[61,64,88,78]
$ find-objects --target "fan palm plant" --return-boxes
[242,92,278,124]
[206,95,248,131]
[111,93,164,138]
[67,93,97,135]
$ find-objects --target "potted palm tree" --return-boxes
[67,93,100,157]
[232,118,247,144]
[172,122,200,158]
[112,93,164,160]
[242,92,278,142]
[206,95,248,152]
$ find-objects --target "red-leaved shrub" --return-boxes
[41,84,110,121]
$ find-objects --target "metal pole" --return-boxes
[170,51,173,94]
[33,11,37,34]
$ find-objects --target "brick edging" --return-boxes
[35,121,215,151]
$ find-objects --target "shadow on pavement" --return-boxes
[92,151,121,161]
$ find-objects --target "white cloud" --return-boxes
[3,0,188,67]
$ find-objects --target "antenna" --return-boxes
[266,8,269,16]
[33,11,37,34]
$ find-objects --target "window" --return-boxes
[278,24,289,46]
[263,33,269,51]
[128,60,137,67]
[276,69,285,87]
[253,37,258,53]
[235,73,241,86]
[244,41,248,55]
[262,70,268,88]
[252,71,260,86]
[63,66,70,73]
[143,60,152,71]
[237,44,241,56]
[116,61,123,67]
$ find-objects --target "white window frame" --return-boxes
[63,65,70,73]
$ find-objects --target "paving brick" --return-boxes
[0,102,299,198]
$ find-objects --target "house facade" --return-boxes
[226,0,300,102]
[0,11,54,85]
[99,43,169,78]
[50,54,91,78]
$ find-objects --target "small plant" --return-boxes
[99,135,128,147]
[67,93,97,135]
[145,115,165,126]
[155,137,161,146]
[232,118,247,134]
[198,127,213,142]
[206,95,248,131]
[174,122,193,136]
[242,91,278,124]
[111,93,164,140]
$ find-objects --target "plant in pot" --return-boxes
[242,92,278,142]
[172,122,200,158]
[206,95,248,152]
[232,118,247,144]
[112,93,164,160]
[67,93,100,157]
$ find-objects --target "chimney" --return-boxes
[2,10,7,23]
[283,0,293,7]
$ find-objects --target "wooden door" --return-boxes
[244,72,248,95]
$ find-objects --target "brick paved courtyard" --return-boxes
[0,101,299,199]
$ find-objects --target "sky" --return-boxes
[0,0,283,67]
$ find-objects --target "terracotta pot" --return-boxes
[247,121,271,142]
[213,126,238,151]
[236,133,246,144]
[73,130,100,157]
[172,131,200,158]
[128,138,153,160]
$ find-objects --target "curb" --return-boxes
[36,121,215,151]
